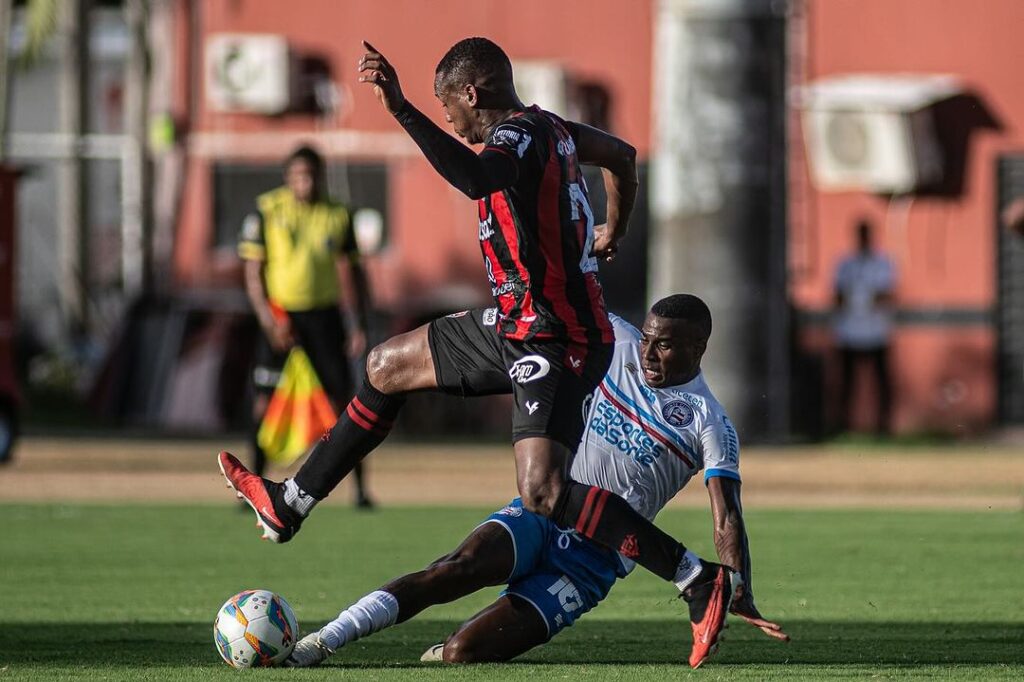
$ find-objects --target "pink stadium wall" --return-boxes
[169,0,653,318]
[789,0,1024,433]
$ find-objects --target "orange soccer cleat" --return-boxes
[218,451,303,543]
[682,562,742,669]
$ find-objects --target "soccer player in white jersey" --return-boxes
[285,295,789,668]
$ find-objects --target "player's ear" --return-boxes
[465,84,479,108]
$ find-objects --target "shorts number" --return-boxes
[546,575,582,613]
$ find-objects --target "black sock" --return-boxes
[293,377,405,500]
[553,480,685,581]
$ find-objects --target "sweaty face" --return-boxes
[285,159,316,203]
[435,82,481,144]
[638,314,706,388]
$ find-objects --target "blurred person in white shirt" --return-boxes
[833,220,897,435]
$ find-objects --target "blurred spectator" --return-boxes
[238,145,374,508]
[833,220,897,435]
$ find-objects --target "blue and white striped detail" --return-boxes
[601,375,700,464]
[704,468,742,484]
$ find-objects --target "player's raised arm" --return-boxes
[707,477,790,642]
[358,41,518,200]
[568,122,638,260]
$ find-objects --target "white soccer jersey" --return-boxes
[570,314,741,522]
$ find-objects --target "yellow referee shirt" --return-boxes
[238,187,359,312]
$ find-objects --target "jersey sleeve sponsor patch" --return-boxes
[701,413,740,483]
[487,123,534,159]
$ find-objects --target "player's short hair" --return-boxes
[650,294,712,340]
[286,144,325,175]
[435,37,513,93]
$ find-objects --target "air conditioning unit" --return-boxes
[800,74,961,194]
[206,34,290,114]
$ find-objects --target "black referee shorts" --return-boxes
[253,306,353,405]
[428,307,612,451]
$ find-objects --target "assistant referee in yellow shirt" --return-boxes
[238,145,374,507]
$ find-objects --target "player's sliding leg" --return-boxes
[434,595,549,663]
[514,436,740,669]
[285,520,517,667]
[219,325,436,542]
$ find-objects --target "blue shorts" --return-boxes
[482,498,624,639]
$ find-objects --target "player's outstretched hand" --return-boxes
[358,41,406,114]
[592,223,619,262]
[730,590,791,642]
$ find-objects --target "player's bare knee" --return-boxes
[365,342,400,393]
[442,633,490,664]
[440,636,466,663]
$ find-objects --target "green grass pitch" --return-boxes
[2,503,1022,680]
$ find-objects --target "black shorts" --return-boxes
[428,308,612,450]
[253,306,353,404]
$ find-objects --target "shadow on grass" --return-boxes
[3,620,1023,668]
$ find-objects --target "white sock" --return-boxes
[672,550,704,591]
[318,590,400,651]
[283,478,318,517]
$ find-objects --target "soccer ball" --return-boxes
[214,589,299,668]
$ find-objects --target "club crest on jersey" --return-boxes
[482,308,498,326]
[509,355,551,384]
[661,400,694,428]
[498,504,523,518]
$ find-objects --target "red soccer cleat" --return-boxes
[682,562,741,669]
[218,451,301,543]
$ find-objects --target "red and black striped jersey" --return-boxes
[479,106,614,345]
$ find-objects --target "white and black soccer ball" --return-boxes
[214,589,299,668]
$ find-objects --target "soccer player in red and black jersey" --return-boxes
[220,38,737,667]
